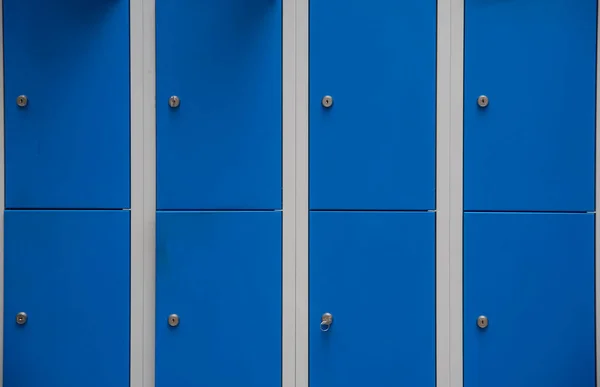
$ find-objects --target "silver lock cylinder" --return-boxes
[16,95,28,107]
[477,315,488,329]
[16,312,27,325]
[168,314,179,327]
[168,96,180,108]
[477,95,489,108]
[321,95,333,108]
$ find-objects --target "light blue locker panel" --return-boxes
[156,0,282,211]
[464,0,596,212]
[464,212,595,387]
[310,211,435,387]
[4,210,130,387]
[156,211,281,387]
[309,0,436,211]
[3,1,130,209]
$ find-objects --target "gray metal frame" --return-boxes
[436,0,453,384]
[294,0,309,385]
[130,0,145,384]
[446,0,465,386]
[282,0,301,383]
[131,0,157,385]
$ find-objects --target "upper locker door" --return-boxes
[309,0,436,211]
[3,0,130,209]
[156,0,282,211]
[464,0,597,212]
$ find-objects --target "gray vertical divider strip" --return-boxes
[129,0,157,384]
[130,0,144,384]
[282,0,297,384]
[436,0,451,384]
[295,0,309,383]
[141,0,157,385]
[449,0,465,385]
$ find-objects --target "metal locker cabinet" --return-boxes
[463,212,595,387]
[3,210,130,387]
[3,1,130,209]
[309,0,436,211]
[463,0,596,212]
[156,0,282,211]
[309,211,435,387]
[155,211,281,387]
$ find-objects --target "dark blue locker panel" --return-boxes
[3,210,130,387]
[463,0,596,212]
[156,0,282,211]
[309,0,436,211]
[156,211,281,387]
[310,211,435,387]
[4,1,130,209]
[464,213,595,387]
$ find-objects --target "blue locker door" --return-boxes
[463,0,596,212]
[309,0,436,211]
[156,211,281,386]
[464,213,595,387]
[156,0,282,211]
[3,210,130,387]
[310,212,435,387]
[3,1,130,209]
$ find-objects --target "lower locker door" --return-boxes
[310,211,435,387]
[464,212,595,387]
[156,211,281,387]
[4,210,130,387]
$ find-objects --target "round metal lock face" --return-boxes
[477,315,488,329]
[168,96,180,108]
[321,95,333,108]
[168,314,179,327]
[16,95,28,107]
[477,95,489,108]
[16,312,27,325]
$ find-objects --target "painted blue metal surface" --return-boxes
[3,0,130,209]
[156,0,282,211]
[3,210,130,387]
[464,0,597,212]
[464,212,595,387]
[309,0,436,211]
[156,211,281,387]
[310,211,435,387]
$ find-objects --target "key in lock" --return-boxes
[320,312,333,332]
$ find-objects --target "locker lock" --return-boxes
[16,312,27,325]
[168,314,180,327]
[16,95,28,107]
[321,95,333,108]
[477,315,488,329]
[168,96,180,108]
[477,95,489,108]
[320,312,333,332]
